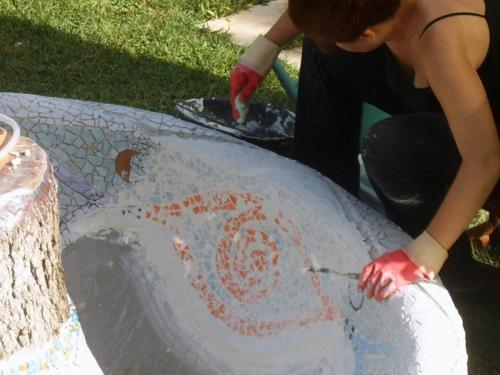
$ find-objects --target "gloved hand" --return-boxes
[358,231,449,301]
[230,35,281,122]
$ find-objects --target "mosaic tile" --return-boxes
[0,93,467,375]
[0,301,100,375]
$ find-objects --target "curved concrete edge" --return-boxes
[317,180,468,374]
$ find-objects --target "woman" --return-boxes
[230,0,500,300]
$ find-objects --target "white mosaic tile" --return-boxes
[0,93,467,375]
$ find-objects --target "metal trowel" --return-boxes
[304,266,360,280]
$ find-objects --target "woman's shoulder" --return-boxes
[415,0,489,71]
[416,0,486,39]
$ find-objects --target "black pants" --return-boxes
[294,38,481,281]
[361,114,462,237]
[295,37,459,234]
[360,114,488,284]
[294,37,413,197]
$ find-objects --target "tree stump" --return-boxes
[0,135,69,359]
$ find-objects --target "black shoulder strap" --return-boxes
[419,12,486,39]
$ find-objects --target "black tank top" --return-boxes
[385,0,500,126]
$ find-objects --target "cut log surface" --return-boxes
[0,136,69,359]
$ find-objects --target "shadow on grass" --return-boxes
[0,15,239,115]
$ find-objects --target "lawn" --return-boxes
[0,0,291,114]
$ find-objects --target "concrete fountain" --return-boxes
[0,93,467,374]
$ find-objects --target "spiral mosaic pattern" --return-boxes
[145,191,337,337]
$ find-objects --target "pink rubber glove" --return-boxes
[230,65,263,120]
[358,231,449,301]
[229,35,281,121]
[358,250,431,301]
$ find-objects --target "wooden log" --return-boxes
[0,135,69,359]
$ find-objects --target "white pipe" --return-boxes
[0,113,21,161]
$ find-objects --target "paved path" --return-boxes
[205,0,302,69]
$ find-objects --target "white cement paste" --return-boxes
[0,93,467,374]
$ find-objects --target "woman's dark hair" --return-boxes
[289,0,401,43]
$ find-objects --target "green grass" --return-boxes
[282,35,303,50]
[0,0,292,115]
[469,210,500,267]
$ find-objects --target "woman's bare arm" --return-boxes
[419,26,500,250]
[264,9,302,47]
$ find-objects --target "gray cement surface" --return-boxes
[62,238,199,375]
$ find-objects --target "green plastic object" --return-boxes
[272,60,299,106]
[360,103,390,137]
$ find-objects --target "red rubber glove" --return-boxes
[229,35,281,122]
[358,231,448,301]
[230,65,263,120]
[358,250,431,301]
